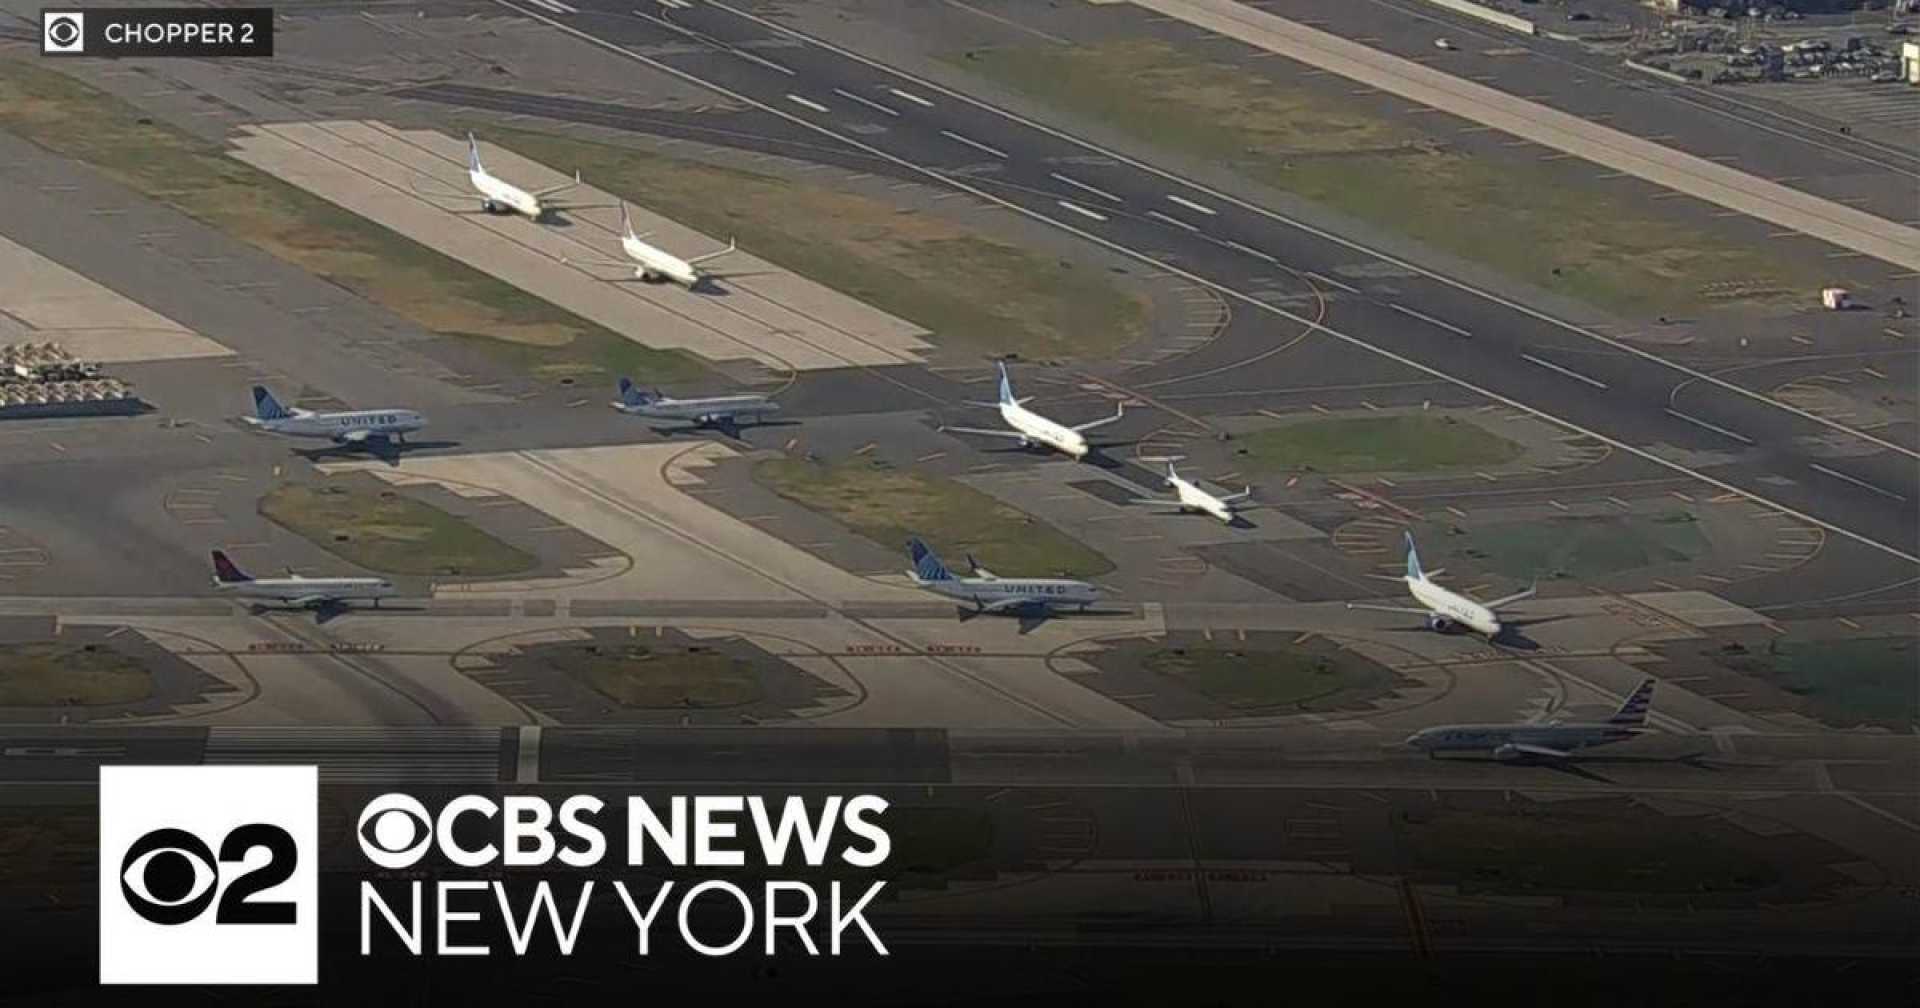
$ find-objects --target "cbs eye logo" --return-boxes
[357,793,433,868]
[41,12,85,54]
[98,766,317,985]
[119,823,299,926]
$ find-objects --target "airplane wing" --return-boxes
[1218,488,1253,503]
[1496,742,1572,760]
[980,597,1044,614]
[687,238,737,266]
[533,171,582,199]
[1128,496,1178,507]
[1071,404,1126,433]
[285,594,340,608]
[1345,602,1431,615]
[940,425,1026,439]
[334,429,373,444]
[1484,584,1537,609]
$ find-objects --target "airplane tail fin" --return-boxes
[252,385,291,421]
[616,377,653,409]
[907,537,954,582]
[619,200,634,239]
[467,132,484,174]
[1404,532,1425,581]
[1608,678,1656,727]
[211,550,252,584]
[996,361,1015,407]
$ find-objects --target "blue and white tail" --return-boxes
[1608,678,1656,726]
[252,386,291,421]
[466,132,484,174]
[996,361,1016,407]
[907,537,954,582]
[1404,532,1426,581]
[616,377,655,409]
[619,200,635,239]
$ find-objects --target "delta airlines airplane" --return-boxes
[413,133,580,220]
[905,537,1100,614]
[611,377,778,430]
[1406,678,1656,761]
[241,387,426,446]
[211,551,394,610]
[940,362,1125,460]
[1347,533,1535,637]
[1133,461,1251,524]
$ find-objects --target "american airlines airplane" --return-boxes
[611,377,778,430]
[211,551,394,610]
[905,537,1101,615]
[1406,678,1656,761]
[1347,533,1535,637]
[241,386,426,446]
[1133,461,1251,524]
[940,362,1126,460]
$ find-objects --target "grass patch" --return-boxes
[1145,645,1395,711]
[1712,637,1917,732]
[950,38,1815,317]
[1238,414,1523,474]
[484,125,1150,361]
[0,642,152,706]
[259,478,537,577]
[1402,803,1785,896]
[0,58,701,383]
[755,457,1112,577]
[1449,511,1707,580]
[536,643,762,708]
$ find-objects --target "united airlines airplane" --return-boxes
[241,386,426,446]
[1406,678,1657,761]
[411,133,580,220]
[1347,533,1534,637]
[904,537,1100,615]
[611,377,778,431]
[940,362,1125,460]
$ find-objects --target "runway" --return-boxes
[471,0,1920,567]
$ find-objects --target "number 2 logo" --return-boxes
[119,823,299,926]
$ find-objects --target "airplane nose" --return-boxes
[1404,734,1426,747]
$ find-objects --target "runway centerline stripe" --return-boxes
[940,130,1008,159]
[833,88,898,117]
[1145,209,1199,232]
[1809,463,1907,502]
[887,86,935,108]
[1056,200,1108,222]
[1389,302,1472,338]
[1166,194,1216,215]
[785,93,829,113]
[1521,354,1609,391]
[1663,408,1754,445]
[493,0,1920,566]
[1048,172,1122,204]
[729,47,794,76]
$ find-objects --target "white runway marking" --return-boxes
[1056,200,1109,222]
[1521,353,1609,390]
[785,93,829,113]
[941,130,1008,159]
[1390,302,1472,338]
[1049,172,1122,204]
[1809,463,1906,502]
[833,88,898,117]
[1166,193,1216,215]
[888,87,935,108]
[1664,408,1754,445]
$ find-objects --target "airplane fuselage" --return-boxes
[1171,477,1235,523]
[618,395,777,424]
[471,168,542,218]
[1406,723,1638,758]
[1001,402,1088,458]
[246,409,427,442]
[217,577,394,606]
[622,234,702,287]
[917,576,1100,612]
[1407,576,1500,636]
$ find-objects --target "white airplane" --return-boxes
[211,551,394,610]
[1346,533,1534,637]
[414,133,580,220]
[940,362,1126,460]
[1133,461,1251,524]
[611,377,778,429]
[1406,678,1656,761]
[570,200,735,288]
[905,537,1100,615]
[241,386,426,447]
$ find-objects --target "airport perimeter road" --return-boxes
[497,0,1919,563]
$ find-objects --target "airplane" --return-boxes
[413,133,580,220]
[611,376,778,430]
[562,200,736,288]
[241,386,426,447]
[1132,461,1251,524]
[940,361,1126,460]
[1405,677,1657,761]
[1346,532,1534,637]
[904,537,1101,615]
[210,550,394,610]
